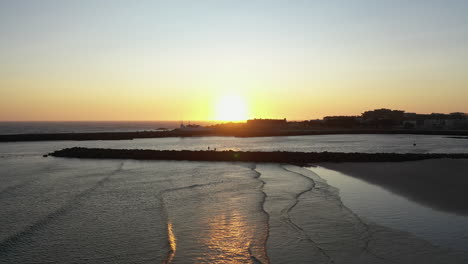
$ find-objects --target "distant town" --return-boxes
[180,108,468,131]
[2,108,468,142]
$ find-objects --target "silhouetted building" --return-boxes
[179,122,212,131]
[323,116,360,128]
[287,119,324,128]
[362,108,404,127]
[362,108,404,121]
[247,118,287,128]
[403,112,468,129]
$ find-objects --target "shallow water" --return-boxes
[308,165,468,253]
[0,157,269,263]
[1,134,468,158]
[1,136,468,263]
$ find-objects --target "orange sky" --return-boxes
[1,1,467,121]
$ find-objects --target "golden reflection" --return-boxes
[196,208,268,264]
[162,221,176,264]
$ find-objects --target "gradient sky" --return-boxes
[1,0,468,121]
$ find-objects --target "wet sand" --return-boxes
[260,164,467,264]
[319,159,468,216]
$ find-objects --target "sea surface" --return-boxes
[309,165,468,252]
[1,134,468,263]
[0,121,216,135]
[2,134,468,157]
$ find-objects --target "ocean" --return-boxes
[0,121,216,135]
[1,134,468,263]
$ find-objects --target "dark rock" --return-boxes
[48,147,468,164]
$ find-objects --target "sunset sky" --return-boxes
[1,1,467,121]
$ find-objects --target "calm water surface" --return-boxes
[309,166,468,253]
[1,134,468,158]
[0,121,214,134]
[1,135,467,263]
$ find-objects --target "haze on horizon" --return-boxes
[1,0,468,121]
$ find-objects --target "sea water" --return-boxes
[1,135,468,263]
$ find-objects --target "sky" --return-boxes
[1,0,468,121]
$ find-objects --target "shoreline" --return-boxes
[48,147,468,163]
[2,128,468,142]
[318,159,468,216]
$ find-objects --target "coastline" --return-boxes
[318,159,468,216]
[2,128,468,142]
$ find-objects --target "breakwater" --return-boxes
[48,147,468,163]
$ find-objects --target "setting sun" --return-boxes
[215,94,249,121]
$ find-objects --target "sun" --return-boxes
[215,94,248,121]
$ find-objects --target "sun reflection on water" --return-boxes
[162,187,269,263]
[195,210,257,263]
[163,221,176,264]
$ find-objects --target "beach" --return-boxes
[319,159,468,216]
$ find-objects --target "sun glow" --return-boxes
[215,94,249,121]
